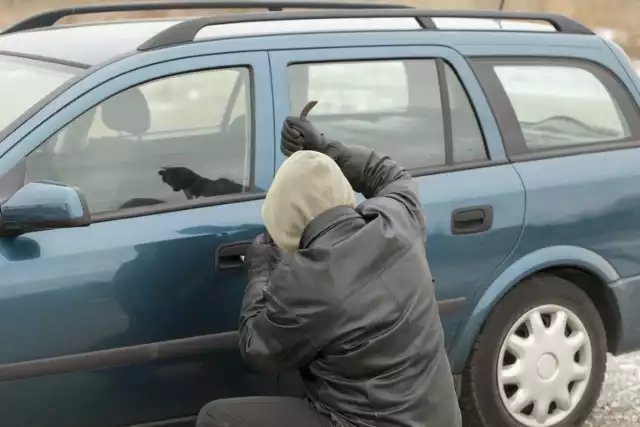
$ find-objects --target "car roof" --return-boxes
[0,7,596,68]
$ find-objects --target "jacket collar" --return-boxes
[299,205,361,249]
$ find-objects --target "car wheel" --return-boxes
[460,274,607,427]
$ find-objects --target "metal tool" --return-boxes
[300,100,318,120]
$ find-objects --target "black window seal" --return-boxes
[440,58,491,162]
[470,55,640,161]
[468,59,527,157]
[29,64,260,223]
[508,137,640,163]
[435,58,454,166]
[287,56,495,176]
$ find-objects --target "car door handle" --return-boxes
[451,205,493,235]
[216,241,251,270]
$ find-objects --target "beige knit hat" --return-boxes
[262,151,356,252]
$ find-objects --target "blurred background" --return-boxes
[1,0,639,61]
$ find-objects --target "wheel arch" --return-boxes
[449,245,621,372]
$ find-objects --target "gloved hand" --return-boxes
[246,232,280,275]
[280,117,328,156]
[158,167,200,192]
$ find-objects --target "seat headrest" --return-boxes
[101,87,151,137]
[228,115,246,136]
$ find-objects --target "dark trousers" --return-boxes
[196,397,333,427]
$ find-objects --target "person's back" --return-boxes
[294,192,459,426]
[196,117,461,427]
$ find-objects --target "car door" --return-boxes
[0,51,277,427]
[270,44,525,365]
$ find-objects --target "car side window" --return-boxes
[288,59,486,171]
[492,63,635,151]
[24,67,253,215]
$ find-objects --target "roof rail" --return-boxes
[138,8,594,51]
[3,0,413,34]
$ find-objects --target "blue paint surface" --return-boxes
[1,27,640,426]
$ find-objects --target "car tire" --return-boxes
[460,273,607,427]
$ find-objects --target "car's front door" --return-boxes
[269,43,525,380]
[0,51,277,427]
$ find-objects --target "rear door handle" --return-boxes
[451,205,493,235]
[216,241,251,270]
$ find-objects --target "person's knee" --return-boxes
[196,400,230,427]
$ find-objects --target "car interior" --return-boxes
[24,71,253,214]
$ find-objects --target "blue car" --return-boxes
[1,2,639,426]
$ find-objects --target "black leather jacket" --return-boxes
[239,143,462,427]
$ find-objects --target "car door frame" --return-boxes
[269,44,508,169]
[0,49,274,381]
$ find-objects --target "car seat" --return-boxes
[77,87,153,213]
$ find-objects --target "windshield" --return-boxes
[0,54,81,133]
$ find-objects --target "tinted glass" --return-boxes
[494,64,631,150]
[0,54,80,132]
[20,67,253,215]
[288,59,486,170]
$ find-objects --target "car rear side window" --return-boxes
[287,59,487,172]
[476,59,640,155]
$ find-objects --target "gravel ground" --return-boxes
[584,352,640,426]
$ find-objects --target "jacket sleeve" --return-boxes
[188,177,247,198]
[239,261,321,373]
[324,141,426,239]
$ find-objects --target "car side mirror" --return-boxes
[0,181,91,237]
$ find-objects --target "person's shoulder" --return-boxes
[357,182,418,217]
[357,183,425,241]
[357,198,419,242]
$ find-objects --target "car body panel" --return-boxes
[1,19,640,426]
[448,40,640,369]
[0,50,276,427]
[610,273,640,353]
[449,244,621,371]
[0,202,276,427]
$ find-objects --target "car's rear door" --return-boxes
[0,51,277,427]
[269,43,525,375]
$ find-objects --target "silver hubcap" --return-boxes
[497,304,592,427]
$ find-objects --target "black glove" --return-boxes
[158,167,200,192]
[246,232,280,274]
[280,117,328,156]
